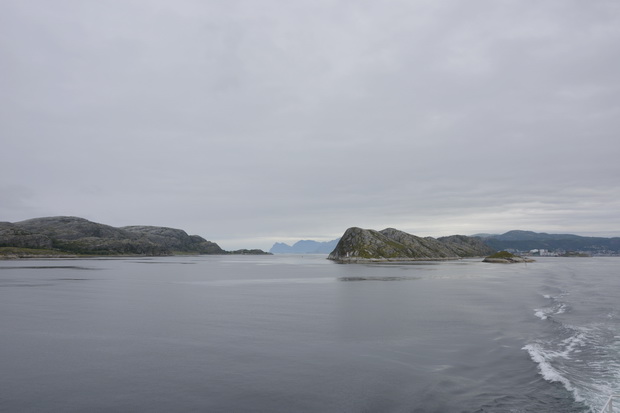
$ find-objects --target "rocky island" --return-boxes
[0,216,269,258]
[482,251,535,263]
[327,227,495,263]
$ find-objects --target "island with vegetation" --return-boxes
[327,227,495,263]
[0,216,270,258]
[482,251,535,263]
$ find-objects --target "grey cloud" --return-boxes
[1,0,619,249]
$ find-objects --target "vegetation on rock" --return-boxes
[486,251,517,259]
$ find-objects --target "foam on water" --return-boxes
[523,342,584,402]
[534,309,549,320]
[534,304,568,320]
[524,325,620,411]
[527,274,620,413]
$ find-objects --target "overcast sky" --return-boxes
[2,0,620,250]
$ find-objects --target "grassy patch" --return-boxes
[486,251,516,259]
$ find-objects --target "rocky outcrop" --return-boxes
[328,227,495,262]
[482,251,535,263]
[0,216,237,256]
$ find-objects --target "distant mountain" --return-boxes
[0,216,269,257]
[482,230,620,253]
[270,238,340,254]
[471,233,500,238]
[327,227,495,262]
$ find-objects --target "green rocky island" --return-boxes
[0,216,269,258]
[482,251,536,263]
[327,227,495,262]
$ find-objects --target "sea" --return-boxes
[0,255,618,412]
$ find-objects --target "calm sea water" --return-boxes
[0,255,618,412]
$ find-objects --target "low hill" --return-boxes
[328,227,495,262]
[2,217,165,256]
[0,216,266,257]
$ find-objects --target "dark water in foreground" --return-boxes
[1,256,618,412]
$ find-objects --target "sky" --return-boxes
[1,0,620,250]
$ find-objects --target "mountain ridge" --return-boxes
[480,230,620,253]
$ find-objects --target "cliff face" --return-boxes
[328,227,495,262]
[1,217,225,256]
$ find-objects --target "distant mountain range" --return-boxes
[270,239,340,254]
[0,216,269,257]
[478,230,620,253]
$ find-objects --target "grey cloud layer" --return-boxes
[1,0,619,249]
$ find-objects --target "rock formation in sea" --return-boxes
[482,251,535,263]
[327,227,495,262]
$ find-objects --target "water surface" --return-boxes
[1,255,617,412]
